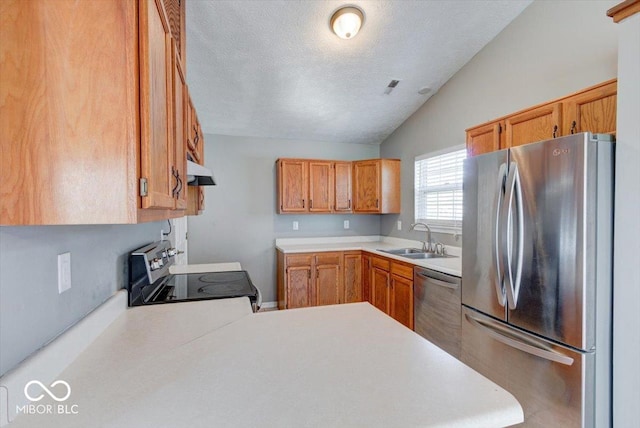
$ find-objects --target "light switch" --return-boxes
[397,220,402,230]
[58,252,71,294]
[292,221,299,231]
[344,220,349,229]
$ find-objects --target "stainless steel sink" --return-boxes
[401,252,456,259]
[378,248,457,260]
[378,248,424,255]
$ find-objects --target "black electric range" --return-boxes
[128,241,259,311]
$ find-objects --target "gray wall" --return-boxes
[612,12,640,427]
[379,0,618,246]
[187,134,380,303]
[0,222,163,376]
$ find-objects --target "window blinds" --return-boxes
[414,147,467,231]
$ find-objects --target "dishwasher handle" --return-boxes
[415,271,459,290]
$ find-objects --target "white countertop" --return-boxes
[276,236,462,277]
[8,299,522,427]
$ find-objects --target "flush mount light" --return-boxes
[330,6,364,40]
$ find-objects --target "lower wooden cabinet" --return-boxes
[283,254,314,309]
[277,250,414,329]
[343,252,362,303]
[277,250,362,309]
[368,256,414,329]
[315,252,342,306]
[361,253,372,304]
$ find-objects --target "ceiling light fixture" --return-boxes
[330,6,364,40]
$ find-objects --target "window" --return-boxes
[414,145,467,233]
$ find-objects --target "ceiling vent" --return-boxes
[384,80,400,95]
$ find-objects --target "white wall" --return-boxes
[0,222,163,376]
[612,12,640,427]
[379,0,618,244]
[187,134,380,303]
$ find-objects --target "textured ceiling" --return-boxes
[186,0,532,145]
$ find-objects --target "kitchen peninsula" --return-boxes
[3,295,523,427]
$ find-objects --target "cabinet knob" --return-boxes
[552,125,558,138]
[570,121,576,134]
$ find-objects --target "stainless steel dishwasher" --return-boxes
[414,267,462,359]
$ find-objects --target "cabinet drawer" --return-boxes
[371,256,390,271]
[315,252,342,266]
[391,262,413,280]
[286,254,313,267]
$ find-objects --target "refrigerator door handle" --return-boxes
[502,162,524,309]
[512,164,524,307]
[464,311,575,366]
[494,162,508,307]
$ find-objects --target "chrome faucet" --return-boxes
[410,222,433,253]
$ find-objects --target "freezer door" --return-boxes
[462,149,509,321]
[461,307,600,428]
[506,133,612,351]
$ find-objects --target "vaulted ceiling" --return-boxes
[186,0,532,145]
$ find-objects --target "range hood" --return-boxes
[187,159,215,186]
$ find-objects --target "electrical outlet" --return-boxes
[344,220,349,229]
[397,220,402,230]
[292,221,299,231]
[58,252,71,294]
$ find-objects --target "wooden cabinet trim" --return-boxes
[607,0,640,22]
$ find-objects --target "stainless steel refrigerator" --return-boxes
[461,132,614,427]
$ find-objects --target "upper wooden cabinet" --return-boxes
[466,121,503,157]
[563,80,617,136]
[352,159,401,214]
[504,102,562,148]
[0,0,198,225]
[466,79,617,157]
[162,0,186,70]
[334,161,353,212]
[309,161,333,212]
[277,159,309,213]
[277,159,359,214]
[172,42,187,210]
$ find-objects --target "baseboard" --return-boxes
[259,301,278,309]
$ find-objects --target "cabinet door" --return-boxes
[334,161,352,212]
[504,103,562,148]
[315,252,342,306]
[362,254,372,303]
[172,42,187,210]
[466,121,502,156]
[390,274,414,329]
[278,159,308,212]
[563,81,617,136]
[285,254,313,309]
[186,96,201,163]
[372,266,390,313]
[139,0,175,209]
[308,161,333,212]
[286,266,313,309]
[353,160,381,213]
[343,252,362,303]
